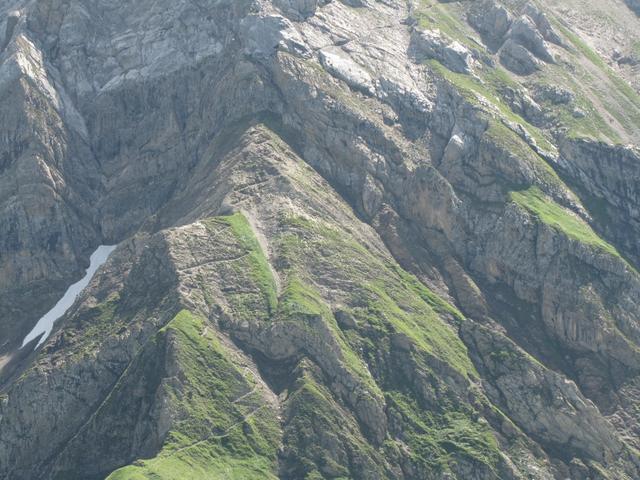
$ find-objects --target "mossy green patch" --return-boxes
[74,293,121,332]
[281,368,387,479]
[392,265,465,322]
[277,275,383,398]
[510,186,621,258]
[360,278,475,377]
[277,276,330,319]
[387,391,501,476]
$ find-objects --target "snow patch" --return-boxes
[21,245,117,349]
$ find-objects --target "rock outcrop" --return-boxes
[411,29,475,74]
[468,1,512,48]
[0,0,639,479]
[500,38,540,75]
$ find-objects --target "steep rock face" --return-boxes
[0,0,639,479]
[0,17,100,348]
[556,139,640,264]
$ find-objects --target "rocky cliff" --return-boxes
[0,0,639,479]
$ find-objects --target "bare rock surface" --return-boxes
[0,0,639,479]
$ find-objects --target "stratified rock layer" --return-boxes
[0,0,639,479]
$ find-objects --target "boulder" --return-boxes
[467,0,512,46]
[412,29,475,74]
[509,15,555,63]
[240,14,310,58]
[319,47,376,94]
[500,38,540,75]
[523,2,563,45]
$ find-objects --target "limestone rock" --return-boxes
[509,15,555,63]
[412,29,475,74]
[464,322,626,465]
[500,38,541,75]
[468,0,512,47]
[0,0,638,478]
[319,46,376,94]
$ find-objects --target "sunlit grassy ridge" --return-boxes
[106,311,280,480]
[204,213,278,318]
[107,207,503,478]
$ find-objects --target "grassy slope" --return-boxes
[510,186,621,257]
[554,22,640,139]
[274,213,502,475]
[203,213,278,320]
[116,209,500,477]
[280,366,389,479]
[278,213,474,377]
[106,311,280,480]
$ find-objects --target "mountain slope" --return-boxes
[0,1,639,479]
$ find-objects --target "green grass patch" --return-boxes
[277,275,382,397]
[361,279,475,377]
[387,391,501,476]
[282,369,386,479]
[204,213,278,318]
[392,264,465,322]
[106,311,280,480]
[275,214,475,377]
[277,276,330,319]
[510,186,621,258]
